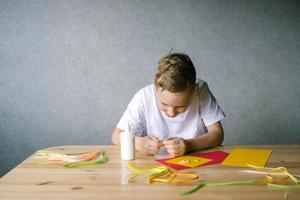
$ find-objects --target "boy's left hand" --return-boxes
[163,137,187,157]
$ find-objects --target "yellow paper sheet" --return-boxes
[221,148,272,167]
[166,155,212,168]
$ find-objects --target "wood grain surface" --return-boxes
[0,145,299,200]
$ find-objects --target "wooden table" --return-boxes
[0,145,300,200]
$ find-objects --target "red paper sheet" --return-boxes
[156,151,229,170]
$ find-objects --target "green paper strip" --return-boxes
[268,183,300,190]
[268,184,300,199]
[181,180,257,196]
[181,183,206,195]
[284,191,288,199]
[205,180,258,186]
[64,155,108,168]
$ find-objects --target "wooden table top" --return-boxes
[0,145,300,200]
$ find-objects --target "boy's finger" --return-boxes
[168,148,185,157]
[165,144,180,150]
[147,137,161,148]
[148,136,160,142]
[163,137,180,145]
[167,149,180,157]
[166,137,178,141]
[149,136,164,147]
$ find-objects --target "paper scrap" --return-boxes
[166,155,212,168]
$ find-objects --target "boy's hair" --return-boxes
[154,53,196,93]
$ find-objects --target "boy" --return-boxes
[112,53,225,157]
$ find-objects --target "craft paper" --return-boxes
[191,151,230,166]
[127,161,198,184]
[33,150,107,168]
[181,164,300,198]
[166,156,212,168]
[221,148,272,167]
[156,151,229,170]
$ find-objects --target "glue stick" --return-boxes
[120,130,135,160]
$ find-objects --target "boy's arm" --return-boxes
[184,121,224,153]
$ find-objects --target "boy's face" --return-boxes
[156,88,192,118]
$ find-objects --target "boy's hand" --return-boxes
[163,137,187,157]
[136,136,163,155]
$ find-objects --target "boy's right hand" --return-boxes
[136,136,163,155]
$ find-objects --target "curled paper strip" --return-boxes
[181,164,300,199]
[247,164,300,199]
[33,150,108,168]
[127,161,198,184]
[246,164,300,184]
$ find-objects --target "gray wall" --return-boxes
[1,0,299,177]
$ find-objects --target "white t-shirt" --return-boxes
[117,79,225,140]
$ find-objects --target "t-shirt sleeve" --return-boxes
[116,90,146,136]
[198,83,225,127]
